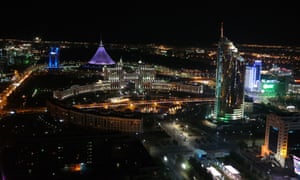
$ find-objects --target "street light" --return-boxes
[181,163,187,170]
[163,155,168,162]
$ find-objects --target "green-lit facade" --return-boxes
[261,79,279,97]
[214,35,246,121]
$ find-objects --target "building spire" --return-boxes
[99,33,103,46]
[220,22,224,39]
[119,56,123,65]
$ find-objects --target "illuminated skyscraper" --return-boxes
[214,23,246,121]
[48,47,59,68]
[245,60,262,92]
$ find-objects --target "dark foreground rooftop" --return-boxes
[0,113,162,180]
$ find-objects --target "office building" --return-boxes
[245,60,262,92]
[214,23,246,121]
[261,112,300,168]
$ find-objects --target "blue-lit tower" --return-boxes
[254,60,262,83]
[48,47,60,68]
[245,60,262,92]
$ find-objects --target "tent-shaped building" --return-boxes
[88,41,115,65]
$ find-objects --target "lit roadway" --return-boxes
[160,122,243,179]
[160,122,200,152]
[72,97,215,109]
[0,65,43,117]
[158,121,206,180]
[0,98,214,118]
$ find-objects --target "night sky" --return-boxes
[1,2,299,46]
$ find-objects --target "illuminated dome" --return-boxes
[88,41,115,65]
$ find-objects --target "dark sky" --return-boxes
[1,2,299,46]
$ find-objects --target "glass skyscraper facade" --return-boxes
[245,60,262,92]
[214,32,246,121]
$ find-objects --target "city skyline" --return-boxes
[1,11,300,177]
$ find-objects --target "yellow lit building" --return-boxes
[261,112,300,167]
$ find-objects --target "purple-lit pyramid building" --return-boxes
[88,41,115,65]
